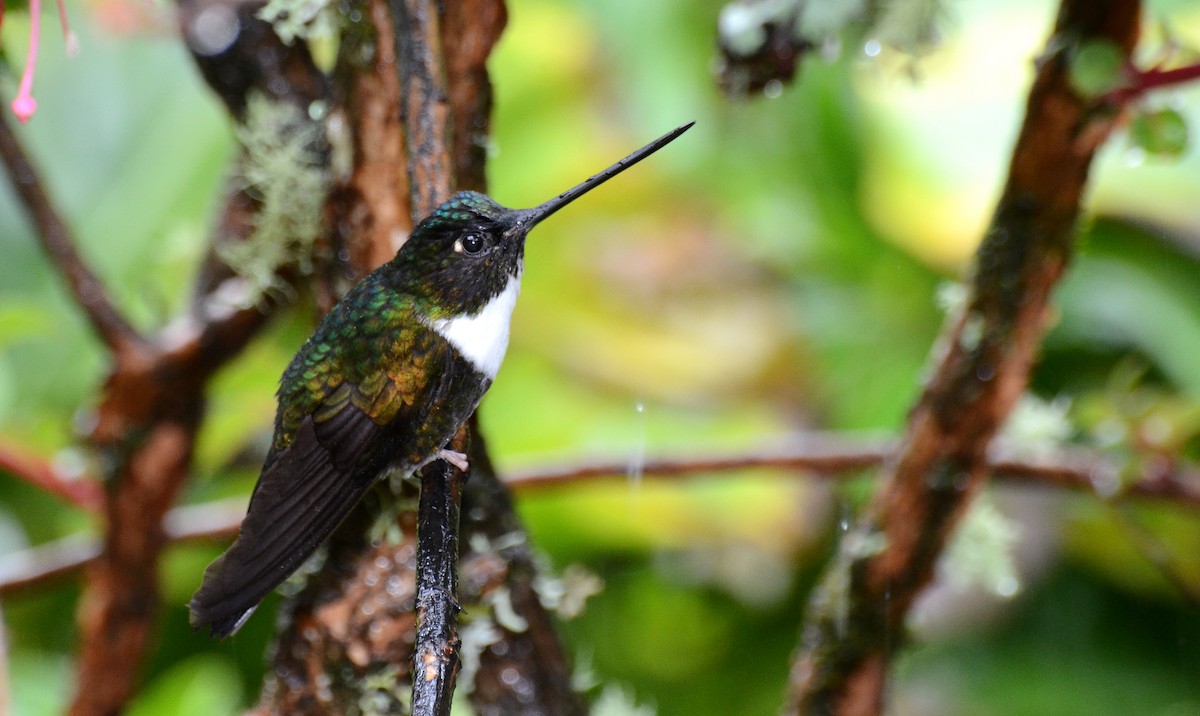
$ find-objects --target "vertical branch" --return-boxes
[329,0,412,275]
[72,409,201,716]
[261,0,463,707]
[441,0,507,193]
[786,2,1143,714]
[261,2,585,712]
[412,429,470,716]
[391,0,454,216]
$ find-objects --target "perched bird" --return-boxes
[189,122,694,637]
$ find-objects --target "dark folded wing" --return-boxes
[188,325,482,638]
[188,410,385,638]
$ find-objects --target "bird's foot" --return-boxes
[437,448,470,472]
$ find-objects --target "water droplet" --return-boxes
[1090,464,1121,498]
[995,575,1020,597]
[1125,146,1145,167]
[627,399,647,496]
[763,80,784,99]
[188,5,240,56]
[864,39,882,57]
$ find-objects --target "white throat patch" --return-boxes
[430,275,521,380]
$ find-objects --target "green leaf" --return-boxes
[1069,39,1126,98]
[1130,107,1190,158]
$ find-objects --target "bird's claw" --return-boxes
[437,448,470,472]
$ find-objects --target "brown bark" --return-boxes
[330,0,413,276]
[785,2,1143,714]
[458,426,588,716]
[259,0,583,712]
[5,438,1200,598]
[2,2,334,713]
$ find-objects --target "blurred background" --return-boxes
[2,0,1200,713]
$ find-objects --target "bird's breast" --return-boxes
[427,275,521,380]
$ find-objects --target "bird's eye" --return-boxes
[456,234,486,255]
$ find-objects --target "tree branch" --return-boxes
[785,2,1144,714]
[6,440,1198,597]
[64,1,330,711]
[458,419,589,715]
[412,428,469,716]
[0,114,142,354]
[391,0,455,217]
[0,437,103,512]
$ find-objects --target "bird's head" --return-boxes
[391,121,695,319]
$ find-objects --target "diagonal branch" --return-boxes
[0,436,103,512]
[65,2,330,712]
[786,3,1144,713]
[0,114,142,353]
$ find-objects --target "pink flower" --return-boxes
[9,0,77,124]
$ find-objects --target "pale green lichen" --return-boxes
[219,93,329,303]
[1001,394,1073,460]
[828,526,888,637]
[534,564,604,620]
[355,664,407,716]
[935,280,967,315]
[258,0,337,45]
[871,0,945,55]
[457,616,503,694]
[487,585,529,633]
[718,0,796,56]
[593,684,657,716]
[940,497,1021,598]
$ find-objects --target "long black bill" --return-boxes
[513,121,695,229]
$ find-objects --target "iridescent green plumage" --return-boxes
[188,122,694,638]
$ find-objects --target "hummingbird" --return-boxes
[189,121,694,637]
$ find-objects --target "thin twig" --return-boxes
[0,113,142,353]
[5,442,1199,596]
[0,534,102,595]
[1109,61,1200,105]
[0,498,248,597]
[0,437,103,512]
[506,436,892,491]
[412,428,469,716]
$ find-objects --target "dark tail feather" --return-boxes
[188,418,380,638]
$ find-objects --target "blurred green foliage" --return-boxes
[2,0,1200,714]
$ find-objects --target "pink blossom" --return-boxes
[9,0,77,124]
